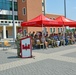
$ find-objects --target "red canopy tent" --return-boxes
[21,14,61,27]
[55,16,76,27]
[55,16,76,46]
[21,14,62,49]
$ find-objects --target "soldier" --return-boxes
[15,29,23,57]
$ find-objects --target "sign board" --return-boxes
[20,36,32,58]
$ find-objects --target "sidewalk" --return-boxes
[0,44,76,75]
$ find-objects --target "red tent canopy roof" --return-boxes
[56,16,76,22]
[55,16,76,27]
[29,14,52,22]
[21,14,61,27]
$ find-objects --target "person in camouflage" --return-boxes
[15,30,23,57]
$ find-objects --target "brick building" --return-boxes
[0,0,63,39]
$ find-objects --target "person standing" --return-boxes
[15,29,23,57]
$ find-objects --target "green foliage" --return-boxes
[66,28,76,33]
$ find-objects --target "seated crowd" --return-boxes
[25,31,76,49]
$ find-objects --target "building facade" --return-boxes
[0,0,63,39]
[0,0,22,39]
[18,0,64,35]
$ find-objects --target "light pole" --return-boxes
[63,0,67,46]
[64,0,66,17]
[12,0,16,41]
[43,0,45,15]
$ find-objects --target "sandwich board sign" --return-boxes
[20,36,32,58]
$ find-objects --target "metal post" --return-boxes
[42,0,45,49]
[12,0,16,41]
[64,0,66,17]
[43,0,46,15]
[63,0,66,46]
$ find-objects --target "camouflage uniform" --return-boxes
[15,33,23,57]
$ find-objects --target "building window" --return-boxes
[1,21,3,23]
[5,21,7,23]
[9,21,11,23]
[53,28,55,32]
[18,22,20,24]
[42,2,44,6]
[50,18,52,19]
[42,6,44,12]
[15,21,17,23]
[14,2,18,11]
[61,28,62,32]
[0,15,18,20]
[23,29,26,36]
[52,18,55,20]
[22,7,26,15]
[50,28,52,33]
[0,1,18,11]
[58,28,60,33]
[22,0,25,2]
[42,0,44,2]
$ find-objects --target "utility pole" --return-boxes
[12,0,16,41]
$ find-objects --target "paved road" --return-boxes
[0,44,76,75]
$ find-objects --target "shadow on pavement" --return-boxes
[7,56,19,59]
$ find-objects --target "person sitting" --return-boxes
[56,39,60,47]
[74,31,76,41]
[48,33,57,47]
[41,35,48,49]
[65,33,69,45]
[34,35,41,49]
[70,33,75,44]
[58,33,64,46]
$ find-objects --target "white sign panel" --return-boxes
[20,37,32,58]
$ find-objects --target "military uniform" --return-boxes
[15,33,23,57]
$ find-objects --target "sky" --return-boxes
[45,0,76,20]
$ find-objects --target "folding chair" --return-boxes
[0,42,2,47]
[3,40,11,50]
[36,40,44,49]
